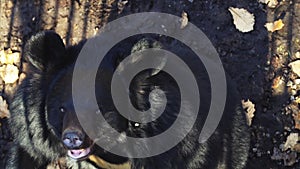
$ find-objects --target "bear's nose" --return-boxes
[62,132,83,149]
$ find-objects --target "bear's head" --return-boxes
[24,31,132,164]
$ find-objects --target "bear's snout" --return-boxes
[62,131,84,149]
[62,129,92,160]
[61,109,94,160]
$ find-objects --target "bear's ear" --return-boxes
[24,31,66,71]
[128,38,166,76]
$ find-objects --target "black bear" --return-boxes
[6,31,250,169]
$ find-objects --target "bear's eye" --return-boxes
[59,107,65,113]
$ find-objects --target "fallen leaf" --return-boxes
[0,50,5,62]
[6,0,14,9]
[289,60,300,77]
[0,64,19,84]
[265,19,284,32]
[259,0,278,8]
[295,52,300,59]
[293,111,300,130]
[228,7,255,33]
[293,97,300,104]
[117,0,128,14]
[0,49,21,65]
[272,76,284,90]
[293,143,300,152]
[241,99,255,126]
[283,133,299,151]
[272,75,286,95]
[180,11,188,29]
[0,96,10,118]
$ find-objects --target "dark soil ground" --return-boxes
[0,0,300,168]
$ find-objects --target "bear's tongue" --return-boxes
[68,148,91,160]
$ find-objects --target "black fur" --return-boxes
[6,31,250,169]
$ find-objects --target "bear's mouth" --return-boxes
[67,147,91,160]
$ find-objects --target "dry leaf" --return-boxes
[241,99,255,126]
[295,52,300,59]
[6,0,14,8]
[272,76,286,95]
[289,60,300,77]
[180,11,188,29]
[0,50,5,62]
[292,143,300,152]
[228,7,255,33]
[272,76,284,89]
[283,133,299,151]
[117,0,128,14]
[0,64,19,84]
[0,96,10,118]
[0,49,20,65]
[259,0,278,8]
[293,97,300,104]
[293,111,300,130]
[265,19,284,32]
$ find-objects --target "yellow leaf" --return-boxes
[265,19,284,32]
[228,7,255,33]
[180,11,188,29]
[289,60,300,77]
[283,133,299,151]
[241,99,255,126]
[259,0,278,8]
[0,49,20,65]
[0,64,19,84]
[293,111,300,130]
